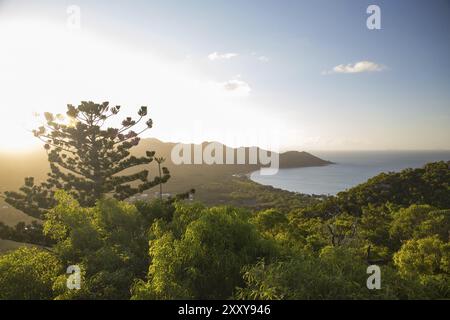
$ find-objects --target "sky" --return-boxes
[0,0,449,152]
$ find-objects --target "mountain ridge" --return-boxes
[0,138,333,191]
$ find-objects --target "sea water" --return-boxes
[250,151,450,195]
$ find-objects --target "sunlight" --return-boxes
[0,17,274,152]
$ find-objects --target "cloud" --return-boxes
[323,61,386,74]
[219,76,251,96]
[208,52,239,61]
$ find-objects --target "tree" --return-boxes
[4,101,170,219]
[334,161,450,216]
[251,209,288,237]
[45,191,155,300]
[0,247,62,300]
[359,204,393,250]
[394,236,449,278]
[132,204,276,299]
[0,220,54,246]
[393,236,450,298]
[236,246,424,300]
[389,205,450,246]
[326,213,358,247]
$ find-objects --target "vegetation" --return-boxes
[310,161,450,218]
[45,191,156,299]
[0,247,61,300]
[0,220,53,246]
[1,159,448,299]
[191,176,325,212]
[0,101,448,300]
[132,204,276,299]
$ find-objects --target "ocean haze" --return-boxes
[251,151,450,195]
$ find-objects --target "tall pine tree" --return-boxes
[4,101,170,219]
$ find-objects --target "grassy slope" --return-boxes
[189,176,324,212]
[0,239,36,254]
[0,199,37,226]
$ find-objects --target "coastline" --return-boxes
[249,152,450,196]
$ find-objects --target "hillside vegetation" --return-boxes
[1,161,449,299]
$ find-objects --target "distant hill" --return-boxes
[134,138,333,170]
[0,139,332,229]
[0,150,48,191]
[118,138,333,194]
[0,138,332,192]
[300,161,450,219]
[278,150,332,168]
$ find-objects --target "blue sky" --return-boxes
[0,0,449,150]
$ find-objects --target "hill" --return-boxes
[0,139,331,191]
[300,160,450,218]
[130,139,332,195]
[0,139,332,225]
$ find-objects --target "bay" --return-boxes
[250,151,450,195]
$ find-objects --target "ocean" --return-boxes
[250,151,450,195]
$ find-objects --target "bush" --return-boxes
[0,247,61,300]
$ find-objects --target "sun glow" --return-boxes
[0,16,276,152]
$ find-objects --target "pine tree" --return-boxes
[4,101,170,219]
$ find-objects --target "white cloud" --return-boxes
[324,61,386,74]
[219,76,251,96]
[208,52,239,61]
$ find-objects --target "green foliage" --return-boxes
[338,161,450,216]
[44,191,153,299]
[133,199,176,223]
[132,204,276,299]
[301,161,450,218]
[325,213,358,247]
[236,246,423,300]
[284,212,328,253]
[0,220,54,246]
[394,236,449,298]
[359,204,393,249]
[196,177,324,212]
[0,160,448,300]
[251,209,288,237]
[0,247,61,300]
[394,235,449,277]
[390,205,449,244]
